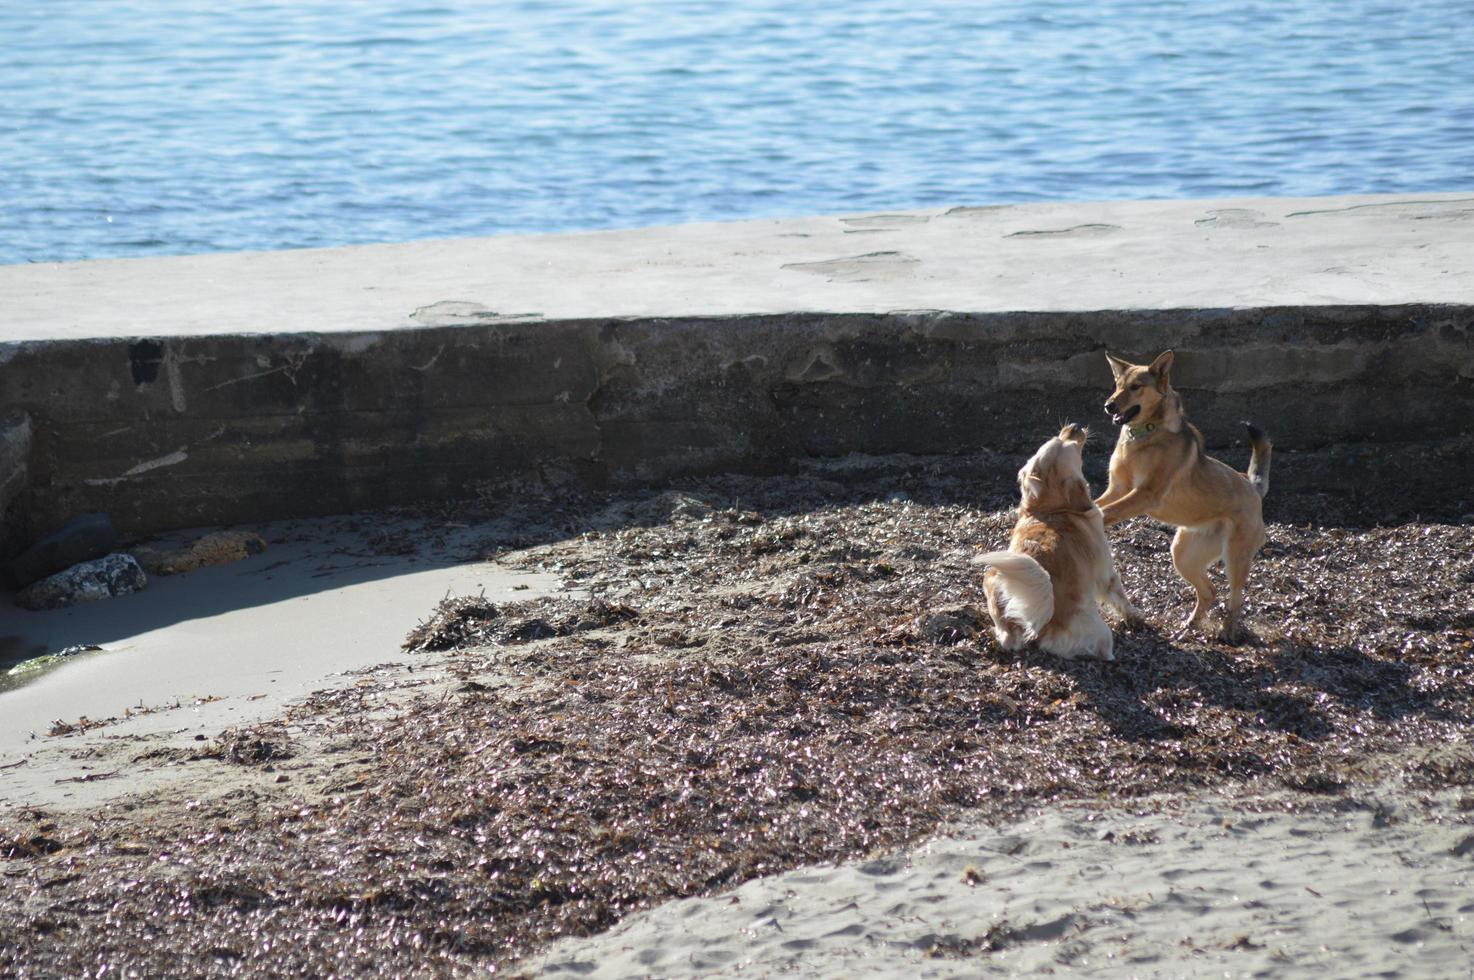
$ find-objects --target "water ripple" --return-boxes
[2,0,1471,263]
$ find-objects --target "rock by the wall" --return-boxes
[6,512,118,588]
[132,530,266,576]
[15,553,147,611]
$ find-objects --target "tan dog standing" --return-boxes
[976,424,1139,661]
[1095,350,1272,642]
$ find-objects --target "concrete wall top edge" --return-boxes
[3,192,1473,343]
[2,303,1472,356]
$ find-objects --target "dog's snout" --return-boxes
[1104,399,1118,415]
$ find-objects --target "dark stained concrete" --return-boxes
[2,194,1473,545]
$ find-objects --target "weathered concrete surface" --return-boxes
[0,411,30,514]
[0,412,33,558]
[3,193,1473,336]
[2,194,1474,340]
[1,194,1472,543]
[6,512,117,589]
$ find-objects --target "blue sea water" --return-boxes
[2,0,1471,265]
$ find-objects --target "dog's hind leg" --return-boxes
[1101,571,1141,626]
[1040,610,1114,662]
[1219,521,1265,644]
[1170,524,1221,640]
[1082,611,1116,661]
[984,572,1028,651]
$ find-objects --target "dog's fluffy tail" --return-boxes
[975,551,1055,638]
[1244,421,1272,498]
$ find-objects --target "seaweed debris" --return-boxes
[3,462,1474,977]
[402,594,500,652]
[216,725,294,766]
[403,594,639,654]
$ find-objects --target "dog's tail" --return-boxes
[1244,421,1272,498]
[974,551,1054,638]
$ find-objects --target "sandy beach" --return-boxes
[527,789,1474,978]
[5,2,1472,974]
[3,457,1473,976]
[0,511,562,808]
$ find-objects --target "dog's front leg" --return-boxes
[1094,483,1127,510]
[1096,451,1135,510]
[1097,487,1160,526]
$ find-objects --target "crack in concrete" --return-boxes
[409,300,543,326]
[839,214,931,229]
[409,344,446,373]
[1196,209,1280,229]
[1285,198,1474,218]
[202,363,292,392]
[1004,224,1122,239]
[85,449,189,487]
[781,252,920,283]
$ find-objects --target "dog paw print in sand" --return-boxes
[1195,208,1280,229]
[781,251,921,283]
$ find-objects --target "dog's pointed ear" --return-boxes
[1148,349,1175,383]
[1105,352,1131,380]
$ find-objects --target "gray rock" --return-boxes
[15,553,147,611]
[7,513,119,589]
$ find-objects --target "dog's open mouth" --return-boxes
[1110,404,1141,426]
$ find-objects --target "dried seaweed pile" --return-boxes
[402,593,502,652]
[403,595,638,654]
[4,466,1474,977]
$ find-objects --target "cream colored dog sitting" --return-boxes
[976,424,1139,661]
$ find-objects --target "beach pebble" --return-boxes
[131,530,266,576]
[6,512,118,588]
[15,553,147,611]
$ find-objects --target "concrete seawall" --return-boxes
[3,193,1473,546]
